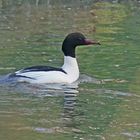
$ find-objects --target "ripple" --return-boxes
[0,73,102,96]
[121,131,140,138]
[0,74,138,99]
[33,126,66,134]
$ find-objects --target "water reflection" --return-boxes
[0,77,139,139]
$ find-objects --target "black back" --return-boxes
[18,66,67,74]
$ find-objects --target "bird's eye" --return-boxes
[78,38,82,41]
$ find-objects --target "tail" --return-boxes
[0,73,18,85]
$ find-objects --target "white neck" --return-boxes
[62,56,79,82]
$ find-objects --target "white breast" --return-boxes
[62,56,79,83]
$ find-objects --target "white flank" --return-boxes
[15,56,79,84]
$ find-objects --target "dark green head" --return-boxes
[62,32,100,58]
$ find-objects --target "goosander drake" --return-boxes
[10,32,100,84]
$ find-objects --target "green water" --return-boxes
[0,1,140,140]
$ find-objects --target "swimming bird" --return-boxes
[9,32,100,84]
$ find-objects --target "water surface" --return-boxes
[0,1,140,140]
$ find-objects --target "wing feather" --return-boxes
[16,66,67,74]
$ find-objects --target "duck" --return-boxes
[9,32,100,84]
